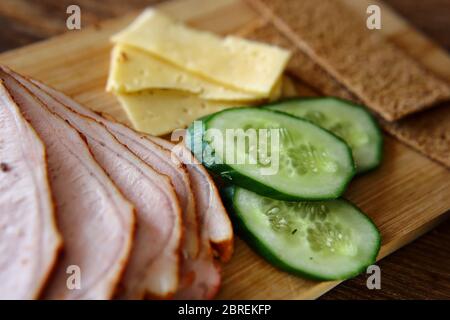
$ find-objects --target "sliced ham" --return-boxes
[35,82,230,298]
[24,75,230,263]
[32,80,199,261]
[28,81,209,294]
[150,137,232,299]
[0,70,135,300]
[0,82,61,299]
[36,80,234,298]
[151,136,234,263]
[9,68,233,299]
[101,127,199,260]
[6,69,183,299]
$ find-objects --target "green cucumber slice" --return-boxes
[187,107,355,201]
[223,186,381,280]
[266,97,383,173]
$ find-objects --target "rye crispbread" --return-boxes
[246,0,450,121]
[238,18,450,168]
[381,104,450,168]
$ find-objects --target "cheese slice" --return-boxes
[112,9,291,95]
[116,77,282,136]
[117,90,245,136]
[107,45,263,101]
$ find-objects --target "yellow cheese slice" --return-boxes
[116,90,246,136]
[112,9,291,95]
[107,45,263,101]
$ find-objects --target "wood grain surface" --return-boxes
[0,0,449,299]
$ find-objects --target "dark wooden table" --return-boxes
[1,0,449,299]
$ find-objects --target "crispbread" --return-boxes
[238,19,450,168]
[381,104,450,168]
[246,0,450,121]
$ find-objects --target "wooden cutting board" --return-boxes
[0,0,449,299]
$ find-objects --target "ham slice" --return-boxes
[100,128,199,260]
[5,70,183,299]
[150,136,232,299]
[0,70,135,300]
[29,79,217,297]
[31,81,231,260]
[6,67,233,299]
[31,80,199,262]
[35,83,231,299]
[151,136,234,263]
[0,82,61,299]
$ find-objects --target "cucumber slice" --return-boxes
[266,97,382,173]
[223,186,381,280]
[187,107,355,201]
